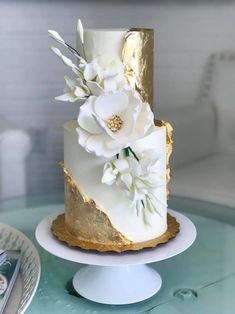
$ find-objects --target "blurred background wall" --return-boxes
[1,0,235,197]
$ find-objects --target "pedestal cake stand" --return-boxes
[35,209,196,305]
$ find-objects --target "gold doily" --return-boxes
[51,213,180,253]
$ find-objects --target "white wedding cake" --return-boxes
[48,20,175,252]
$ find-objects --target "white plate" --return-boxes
[0,223,41,314]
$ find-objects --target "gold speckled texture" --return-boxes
[122,28,154,105]
[60,162,132,247]
[155,120,173,198]
[52,213,179,252]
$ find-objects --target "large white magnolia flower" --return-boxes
[102,151,166,220]
[76,90,154,157]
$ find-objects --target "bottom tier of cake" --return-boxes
[59,119,173,252]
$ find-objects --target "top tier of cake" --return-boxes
[77,28,154,105]
[77,29,128,62]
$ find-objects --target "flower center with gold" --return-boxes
[106,115,123,132]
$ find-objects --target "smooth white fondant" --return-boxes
[77,29,128,63]
[64,120,167,243]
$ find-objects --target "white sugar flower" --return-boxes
[101,162,119,185]
[51,45,126,99]
[76,90,154,157]
[102,151,166,221]
[48,30,83,60]
[80,56,127,96]
[55,75,90,102]
[49,25,127,101]
[50,46,83,77]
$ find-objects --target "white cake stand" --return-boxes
[35,209,196,305]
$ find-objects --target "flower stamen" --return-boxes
[106,114,123,132]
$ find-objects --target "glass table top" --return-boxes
[0,194,235,314]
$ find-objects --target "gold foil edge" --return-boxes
[59,162,131,247]
[52,213,179,253]
[59,161,95,204]
[122,28,154,106]
[155,120,173,198]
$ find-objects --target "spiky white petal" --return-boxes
[77,19,84,44]
[48,30,65,44]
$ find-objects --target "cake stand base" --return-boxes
[73,264,162,304]
[36,209,196,305]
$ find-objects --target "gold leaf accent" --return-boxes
[52,213,179,253]
[59,162,131,246]
[155,120,173,198]
[122,28,154,106]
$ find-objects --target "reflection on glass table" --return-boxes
[0,194,235,314]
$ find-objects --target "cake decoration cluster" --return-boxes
[48,20,166,223]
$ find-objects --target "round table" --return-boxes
[0,194,235,314]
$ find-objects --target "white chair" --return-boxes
[160,51,235,208]
[0,118,31,199]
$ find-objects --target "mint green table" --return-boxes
[0,194,235,314]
